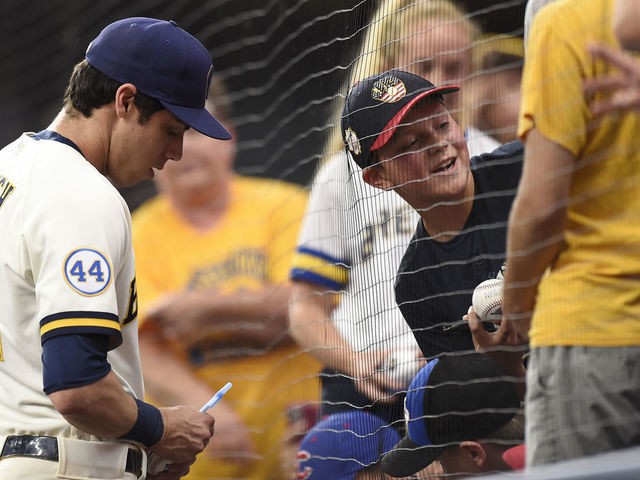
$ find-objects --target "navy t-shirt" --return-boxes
[394,140,524,358]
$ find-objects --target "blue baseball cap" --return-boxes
[381,352,521,477]
[85,17,231,140]
[296,411,400,480]
[341,70,458,169]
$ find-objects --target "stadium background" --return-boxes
[0,0,525,209]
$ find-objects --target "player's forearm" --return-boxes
[288,281,353,371]
[49,370,138,438]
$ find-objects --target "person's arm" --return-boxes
[49,370,139,437]
[48,359,214,465]
[502,128,574,341]
[138,334,256,464]
[288,281,395,401]
[146,285,292,347]
[614,0,640,51]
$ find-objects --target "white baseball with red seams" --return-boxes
[472,278,503,321]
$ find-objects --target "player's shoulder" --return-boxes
[21,134,123,209]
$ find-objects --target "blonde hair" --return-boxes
[322,0,480,163]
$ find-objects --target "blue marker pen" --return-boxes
[200,382,233,412]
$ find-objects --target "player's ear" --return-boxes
[459,441,487,467]
[115,83,138,118]
[362,163,392,190]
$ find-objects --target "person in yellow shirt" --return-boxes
[476,0,640,467]
[133,79,321,480]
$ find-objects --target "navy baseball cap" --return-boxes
[341,70,458,169]
[86,17,231,140]
[381,352,521,477]
[296,411,400,480]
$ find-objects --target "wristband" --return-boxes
[118,398,164,447]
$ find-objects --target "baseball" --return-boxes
[472,278,503,322]
[381,348,422,386]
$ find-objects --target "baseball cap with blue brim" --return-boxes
[381,352,521,478]
[296,411,401,480]
[341,69,459,169]
[86,17,231,140]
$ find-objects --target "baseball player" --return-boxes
[0,18,230,480]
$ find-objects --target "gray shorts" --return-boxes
[526,345,640,468]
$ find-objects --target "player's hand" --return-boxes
[150,406,215,464]
[147,461,193,480]
[146,291,210,343]
[344,350,404,403]
[205,401,257,465]
[584,42,640,116]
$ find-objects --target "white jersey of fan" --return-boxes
[0,133,143,439]
[292,129,499,353]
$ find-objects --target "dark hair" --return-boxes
[63,60,164,123]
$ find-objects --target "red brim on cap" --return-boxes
[370,86,459,151]
[502,444,526,470]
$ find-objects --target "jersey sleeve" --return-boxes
[517,4,589,155]
[23,173,128,349]
[289,154,351,291]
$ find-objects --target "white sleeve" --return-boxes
[23,168,129,349]
[290,152,351,290]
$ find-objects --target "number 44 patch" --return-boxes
[63,248,113,296]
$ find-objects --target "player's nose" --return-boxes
[166,137,184,163]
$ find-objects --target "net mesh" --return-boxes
[4,1,637,479]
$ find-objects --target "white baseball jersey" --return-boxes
[0,132,143,439]
[290,131,499,354]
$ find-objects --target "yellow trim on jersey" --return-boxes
[291,251,348,286]
[0,332,4,361]
[40,318,122,337]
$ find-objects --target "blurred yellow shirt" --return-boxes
[133,175,320,479]
[518,0,640,347]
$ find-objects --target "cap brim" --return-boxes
[161,100,232,140]
[380,435,444,478]
[371,85,459,152]
[502,444,526,470]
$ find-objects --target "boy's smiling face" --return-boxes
[364,99,472,210]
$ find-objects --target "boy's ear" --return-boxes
[362,164,392,190]
[459,441,487,467]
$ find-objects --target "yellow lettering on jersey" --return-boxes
[0,175,16,210]
[123,277,138,325]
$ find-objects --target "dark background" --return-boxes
[0,0,526,209]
